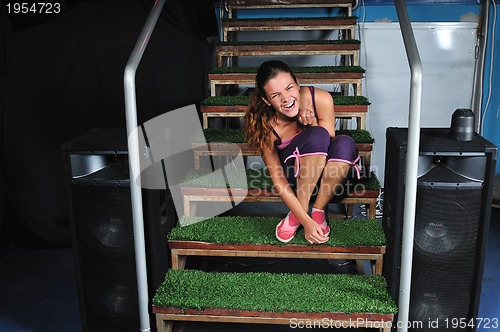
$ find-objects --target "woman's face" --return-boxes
[262,71,300,119]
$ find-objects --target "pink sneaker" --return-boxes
[275,212,300,243]
[311,208,330,237]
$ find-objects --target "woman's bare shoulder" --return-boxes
[314,87,333,102]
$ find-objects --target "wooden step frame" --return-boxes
[192,142,373,171]
[154,305,393,332]
[216,42,360,67]
[224,0,355,18]
[169,240,386,275]
[209,71,363,96]
[200,103,368,129]
[181,187,379,219]
[221,17,357,41]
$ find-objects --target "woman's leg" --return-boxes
[296,155,327,211]
[313,161,351,210]
[275,154,327,243]
[313,135,359,210]
[274,127,331,242]
[278,126,331,212]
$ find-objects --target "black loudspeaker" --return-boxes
[61,128,176,332]
[383,127,497,332]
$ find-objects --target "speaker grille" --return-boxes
[85,263,139,329]
[78,190,135,257]
[414,186,481,259]
[410,270,470,330]
[409,186,483,331]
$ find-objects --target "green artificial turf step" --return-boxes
[180,168,381,191]
[179,169,380,219]
[201,95,370,106]
[221,17,358,41]
[170,216,386,247]
[193,128,374,144]
[210,65,365,74]
[168,216,387,274]
[208,66,365,96]
[225,0,354,8]
[190,129,374,172]
[215,40,361,66]
[199,96,370,129]
[217,39,360,46]
[222,16,358,23]
[222,16,358,24]
[191,140,373,169]
[152,269,398,315]
[225,0,356,15]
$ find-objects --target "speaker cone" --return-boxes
[410,270,469,331]
[78,191,135,257]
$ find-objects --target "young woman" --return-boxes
[244,60,360,245]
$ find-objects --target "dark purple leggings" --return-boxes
[277,126,359,186]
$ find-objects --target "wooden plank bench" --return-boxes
[209,66,364,96]
[153,269,396,332]
[168,216,387,275]
[221,17,358,41]
[225,0,355,18]
[200,99,369,129]
[216,40,361,67]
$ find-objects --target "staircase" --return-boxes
[152,1,396,331]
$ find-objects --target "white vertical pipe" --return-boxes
[472,0,490,132]
[124,0,166,331]
[394,1,423,332]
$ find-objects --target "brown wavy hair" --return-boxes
[244,60,298,152]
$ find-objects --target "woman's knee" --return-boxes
[300,126,331,152]
[328,135,358,162]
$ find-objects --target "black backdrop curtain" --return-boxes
[0,0,218,247]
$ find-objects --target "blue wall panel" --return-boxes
[353,5,480,22]
[362,0,479,4]
[481,7,500,174]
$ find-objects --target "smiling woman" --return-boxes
[244,60,360,245]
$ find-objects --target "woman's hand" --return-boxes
[303,219,329,244]
[297,108,317,126]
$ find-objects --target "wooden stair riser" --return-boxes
[216,43,360,67]
[222,17,357,41]
[170,242,385,275]
[201,104,368,129]
[209,71,363,96]
[181,187,378,219]
[192,142,372,171]
[225,0,354,18]
[155,311,393,332]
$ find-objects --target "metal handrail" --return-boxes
[472,0,491,133]
[124,0,167,331]
[394,1,423,332]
